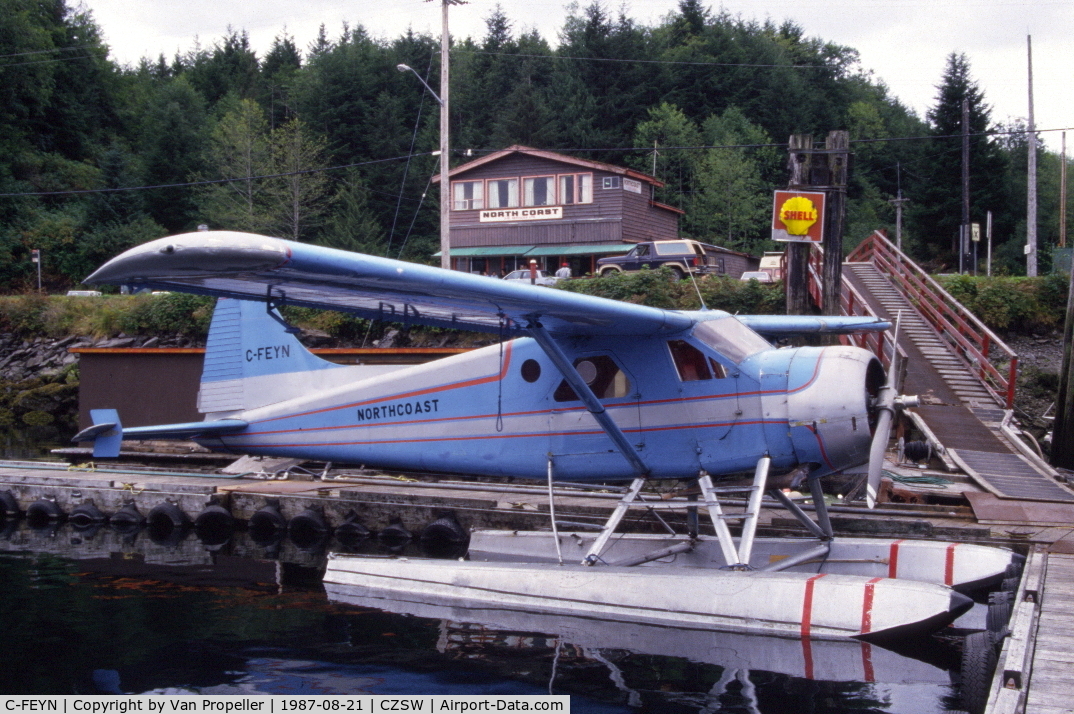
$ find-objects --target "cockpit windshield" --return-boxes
[692,317,771,364]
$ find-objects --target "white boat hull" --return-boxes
[324,554,972,643]
[467,531,1019,592]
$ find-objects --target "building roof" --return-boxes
[434,145,665,188]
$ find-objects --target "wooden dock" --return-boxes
[986,548,1074,714]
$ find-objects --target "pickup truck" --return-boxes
[596,240,727,279]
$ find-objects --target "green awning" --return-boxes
[525,243,629,257]
[433,245,535,258]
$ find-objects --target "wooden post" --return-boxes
[1052,257,1074,468]
[785,135,812,316]
[822,131,849,317]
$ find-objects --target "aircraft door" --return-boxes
[665,339,736,465]
[547,354,642,480]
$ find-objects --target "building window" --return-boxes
[558,173,592,204]
[602,176,620,189]
[452,181,484,210]
[523,176,556,206]
[487,178,518,208]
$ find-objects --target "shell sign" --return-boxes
[771,190,826,243]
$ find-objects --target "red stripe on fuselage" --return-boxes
[242,344,830,431]
[251,341,515,425]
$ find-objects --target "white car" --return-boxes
[739,271,774,283]
[502,269,559,287]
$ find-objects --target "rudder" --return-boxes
[198,298,344,416]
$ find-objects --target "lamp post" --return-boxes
[398,0,464,271]
[398,63,449,269]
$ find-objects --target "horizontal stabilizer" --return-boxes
[737,315,890,336]
[73,410,247,458]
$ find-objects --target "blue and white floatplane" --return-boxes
[76,231,1020,642]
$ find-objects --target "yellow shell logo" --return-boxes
[779,196,819,235]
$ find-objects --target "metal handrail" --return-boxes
[846,231,1018,408]
[805,243,904,379]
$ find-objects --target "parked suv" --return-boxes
[596,240,727,279]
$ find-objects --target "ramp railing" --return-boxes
[805,243,900,375]
[845,230,1018,409]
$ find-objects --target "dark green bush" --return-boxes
[117,293,215,338]
[938,274,1068,334]
[558,268,785,314]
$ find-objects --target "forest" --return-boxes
[0,0,1069,292]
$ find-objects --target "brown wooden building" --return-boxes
[433,146,684,277]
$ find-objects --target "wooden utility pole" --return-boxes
[785,134,812,316]
[1027,35,1038,276]
[1061,132,1068,249]
[961,99,970,274]
[822,130,849,317]
[1053,250,1074,469]
[782,132,849,318]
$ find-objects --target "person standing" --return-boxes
[555,262,572,279]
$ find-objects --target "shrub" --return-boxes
[938,274,1069,334]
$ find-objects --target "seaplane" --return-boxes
[75,230,1020,643]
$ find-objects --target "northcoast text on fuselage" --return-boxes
[356,399,441,423]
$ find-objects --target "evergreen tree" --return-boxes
[317,171,386,254]
[197,97,272,233]
[912,53,1007,267]
[265,117,333,241]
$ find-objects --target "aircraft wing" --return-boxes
[736,315,891,335]
[85,231,694,338]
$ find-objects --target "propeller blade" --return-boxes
[866,311,901,509]
[866,396,893,508]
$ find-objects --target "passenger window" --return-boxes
[553,355,632,402]
[668,340,727,381]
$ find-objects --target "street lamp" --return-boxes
[396,64,442,106]
[397,61,451,271]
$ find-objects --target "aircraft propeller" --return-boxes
[865,313,918,508]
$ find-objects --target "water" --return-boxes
[0,520,970,712]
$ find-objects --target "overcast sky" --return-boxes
[83,0,1073,151]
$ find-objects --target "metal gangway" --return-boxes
[812,230,1074,504]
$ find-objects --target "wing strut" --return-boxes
[527,322,649,478]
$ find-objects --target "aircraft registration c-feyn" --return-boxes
[75,231,1019,642]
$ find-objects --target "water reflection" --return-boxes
[0,519,963,711]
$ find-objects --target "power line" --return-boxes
[3,125,1070,200]
[0,44,102,59]
[0,153,434,199]
[458,48,839,71]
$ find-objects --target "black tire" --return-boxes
[249,502,288,545]
[669,267,685,281]
[379,516,413,546]
[69,501,109,530]
[335,511,371,548]
[109,501,144,533]
[960,631,998,714]
[599,267,620,277]
[0,491,21,519]
[289,507,331,551]
[194,503,235,546]
[147,501,190,541]
[26,498,65,527]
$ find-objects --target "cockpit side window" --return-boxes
[692,317,771,364]
[667,340,727,381]
[553,355,632,402]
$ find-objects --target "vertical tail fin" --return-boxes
[198,299,345,416]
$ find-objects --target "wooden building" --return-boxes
[433,146,684,277]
